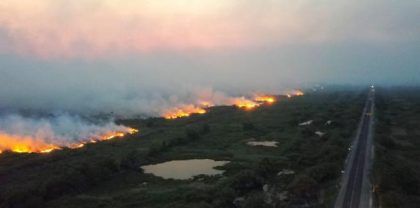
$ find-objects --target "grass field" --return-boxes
[0,88,366,208]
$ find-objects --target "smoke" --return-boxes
[0,61,297,118]
[0,0,418,118]
[0,0,417,58]
[0,113,133,153]
[0,0,418,151]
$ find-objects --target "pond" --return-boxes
[141,159,229,180]
[247,141,278,147]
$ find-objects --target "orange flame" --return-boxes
[286,90,304,98]
[0,133,60,154]
[199,101,214,108]
[68,130,133,149]
[0,128,138,154]
[254,95,276,104]
[230,97,260,110]
[163,104,207,119]
[294,90,304,96]
[162,91,304,119]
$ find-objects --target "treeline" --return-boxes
[0,155,122,208]
[0,123,214,208]
[373,87,420,207]
[146,124,210,157]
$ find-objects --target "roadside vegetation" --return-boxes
[373,87,420,207]
[0,88,365,208]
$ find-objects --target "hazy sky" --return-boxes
[0,0,419,116]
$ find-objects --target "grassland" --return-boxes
[373,87,420,207]
[0,88,366,208]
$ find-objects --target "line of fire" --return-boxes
[0,90,303,155]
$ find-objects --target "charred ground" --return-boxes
[0,88,366,208]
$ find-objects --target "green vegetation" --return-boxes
[0,88,366,208]
[373,87,420,207]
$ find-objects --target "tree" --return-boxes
[186,129,200,141]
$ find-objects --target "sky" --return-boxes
[0,0,419,116]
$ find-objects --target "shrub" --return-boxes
[186,129,200,141]
[121,150,140,170]
[242,122,255,131]
[230,170,263,195]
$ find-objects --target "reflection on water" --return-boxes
[247,141,278,147]
[141,159,229,180]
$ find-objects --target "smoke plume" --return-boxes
[0,113,134,153]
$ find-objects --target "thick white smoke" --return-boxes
[0,113,134,153]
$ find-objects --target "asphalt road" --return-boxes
[335,89,375,208]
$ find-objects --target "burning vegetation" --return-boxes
[163,91,303,120]
[0,90,303,154]
[67,128,138,150]
[287,90,304,98]
[162,96,263,120]
[0,128,138,154]
[230,97,260,110]
[254,95,276,104]
[0,133,59,154]
[163,104,208,119]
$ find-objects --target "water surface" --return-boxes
[247,141,278,147]
[141,159,229,180]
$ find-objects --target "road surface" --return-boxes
[335,88,375,208]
